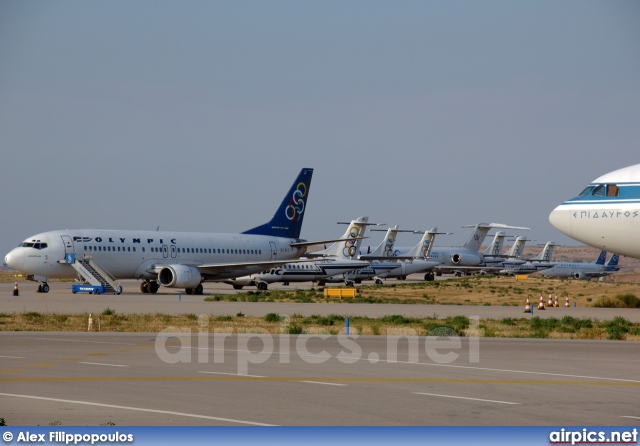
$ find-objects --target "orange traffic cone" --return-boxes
[547,294,553,307]
[538,295,546,310]
[554,295,559,308]
[524,297,531,313]
[13,282,19,296]
[565,296,570,308]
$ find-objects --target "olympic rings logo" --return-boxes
[285,182,308,221]
[384,236,395,256]
[342,226,359,257]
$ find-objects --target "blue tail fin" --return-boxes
[605,253,620,271]
[595,250,607,265]
[242,168,313,239]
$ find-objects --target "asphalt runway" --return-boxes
[1,332,639,426]
[1,279,640,322]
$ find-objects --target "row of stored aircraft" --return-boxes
[4,166,626,295]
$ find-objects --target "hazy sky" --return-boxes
[1,1,639,258]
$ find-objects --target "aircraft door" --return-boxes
[269,242,277,261]
[60,235,75,255]
[162,245,169,258]
[170,245,177,258]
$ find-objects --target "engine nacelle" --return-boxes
[158,265,202,288]
[450,253,482,266]
[573,272,586,280]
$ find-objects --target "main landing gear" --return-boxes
[140,280,159,294]
[37,283,50,293]
[184,284,204,295]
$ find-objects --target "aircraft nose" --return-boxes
[4,249,25,271]
[549,204,571,237]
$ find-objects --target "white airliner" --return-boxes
[368,228,441,283]
[499,241,556,275]
[540,251,620,280]
[4,168,317,295]
[393,222,530,276]
[549,163,640,259]
[223,217,373,290]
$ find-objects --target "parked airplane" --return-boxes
[549,163,640,259]
[438,233,528,275]
[370,228,441,282]
[540,251,620,280]
[223,217,373,290]
[396,222,529,275]
[4,168,316,295]
[499,241,556,275]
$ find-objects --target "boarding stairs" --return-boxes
[70,255,120,294]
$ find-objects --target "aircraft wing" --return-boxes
[359,255,412,261]
[290,237,366,248]
[195,258,315,276]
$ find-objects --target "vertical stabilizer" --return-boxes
[504,236,528,259]
[532,242,556,262]
[482,232,507,257]
[404,228,440,259]
[605,253,620,271]
[461,223,529,252]
[594,250,607,265]
[242,168,313,239]
[365,226,399,258]
[313,217,370,260]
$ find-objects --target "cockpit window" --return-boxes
[577,186,594,197]
[606,184,619,197]
[592,185,605,197]
[18,242,48,250]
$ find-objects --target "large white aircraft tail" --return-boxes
[403,228,441,259]
[365,226,399,259]
[504,236,528,259]
[312,217,371,260]
[482,231,508,257]
[532,241,556,262]
[461,223,530,252]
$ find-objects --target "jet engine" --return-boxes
[158,265,202,288]
[451,253,482,266]
[573,272,586,280]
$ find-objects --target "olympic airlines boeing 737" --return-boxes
[4,168,315,295]
[550,163,640,259]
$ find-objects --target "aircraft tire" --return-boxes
[258,282,268,291]
[42,283,50,293]
[195,284,204,295]
[375,278,383,285]
[233,284,243,290]
[149,281,159,294]
[185,288,193,295]
[140,281,149,293]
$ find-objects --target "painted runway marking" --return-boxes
[0,392,275,426]
[0,356,25,359]
[396,360,640,384]
[621,416,640,420]
[300,381,347,386]
[198,371,265,378]
[79,362,128,368]
[414,392,520,405]
[32,337,137,346]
